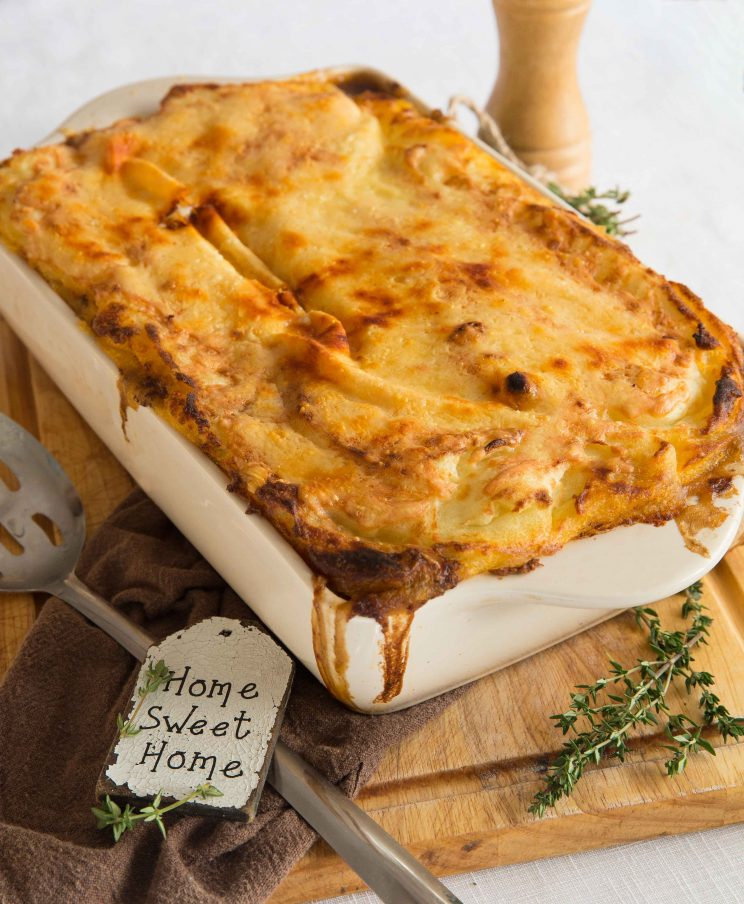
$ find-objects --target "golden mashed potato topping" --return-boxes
[1,74,742,622]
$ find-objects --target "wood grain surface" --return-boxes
[1,315,744,903]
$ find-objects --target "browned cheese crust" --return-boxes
[0,76,742,619]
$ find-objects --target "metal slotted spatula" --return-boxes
[0,412,462,904]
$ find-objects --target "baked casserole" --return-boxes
[0,72,742,633]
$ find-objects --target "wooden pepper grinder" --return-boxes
[486,0,592,190]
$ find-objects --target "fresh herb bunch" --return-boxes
[530,581,744,818]
[549,183,639,237]
[92,784,224,842]
[117,659,174,739]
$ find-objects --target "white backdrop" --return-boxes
[1,1,743,901]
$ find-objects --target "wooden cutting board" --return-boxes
[2,316,744,903]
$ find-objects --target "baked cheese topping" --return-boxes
[0,75,742,621]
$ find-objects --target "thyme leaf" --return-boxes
[117,659,174,740]
[549,183,639,237]
[530,581,743,818]
[92,783,223,843]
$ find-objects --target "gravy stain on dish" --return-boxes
[375,609,414,704]
[116,374,135,439]
[675,445,743,556]
[676,496,721,557]
[311,575,354,707]
[310,574,413,706]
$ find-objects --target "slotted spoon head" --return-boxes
[0,412,86,592]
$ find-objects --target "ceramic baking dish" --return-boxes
[1,68,741,712]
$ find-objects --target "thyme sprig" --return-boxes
[549,183,639,237]
[117,659,174,739]
[530,581,744,818]
[92,783,224,842]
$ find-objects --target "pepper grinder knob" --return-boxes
[486,0,592,191]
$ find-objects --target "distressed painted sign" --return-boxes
[99,616,294,820]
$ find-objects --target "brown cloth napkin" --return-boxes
[0,489,466,904]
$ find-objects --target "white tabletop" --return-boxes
[1,1,742,901]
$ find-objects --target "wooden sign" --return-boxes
[99,617,294,821]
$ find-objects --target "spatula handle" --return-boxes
[52,572,152,661]
[269,743,463,904]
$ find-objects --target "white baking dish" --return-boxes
[1,69,741,712]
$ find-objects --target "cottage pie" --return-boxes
[0,74,742,626]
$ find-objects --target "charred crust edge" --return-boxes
[490,558,542,577]
[90,304,137,343]
[710,366,743,430]
[693,322,720,350]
